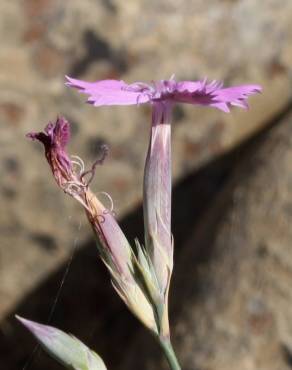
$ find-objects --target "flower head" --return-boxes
[66,74,262,338]
[66,75,261,112]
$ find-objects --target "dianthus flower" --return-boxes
[66,76,262,291]
[66,75,262,338]
[65,75,261,112]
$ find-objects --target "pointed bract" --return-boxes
[16,316,107,370]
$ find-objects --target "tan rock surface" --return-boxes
[0,0,292,352]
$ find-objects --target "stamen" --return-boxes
[71,155,85,173]
[96,191,114,213]
[80,144,109,186]
[136,91,152,104]
[200,77,208,92]
[97,144,109,164]
[126,82,155,104]
[65,181,86,196]
[125,82,154,93]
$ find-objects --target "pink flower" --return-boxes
[66,74,262,301]
[65,75,261,113]
[66,74,262,322]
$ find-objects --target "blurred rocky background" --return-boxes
[0,0,292,369]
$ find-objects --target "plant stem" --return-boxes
[159,337,181,370]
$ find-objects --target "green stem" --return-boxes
[159,337,181,370]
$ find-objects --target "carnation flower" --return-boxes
[65,75,261,112]
[66,74,262,335]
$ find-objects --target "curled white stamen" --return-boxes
[65,180,85,187]
[96,191,114,213]
[71,155,85,173]
[80,145,109,186]
[65,181,86,196]
[136,92,152,104]
[71,160,83,174]
[126,82,154,93]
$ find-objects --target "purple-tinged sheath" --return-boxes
[143,102,173,293]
